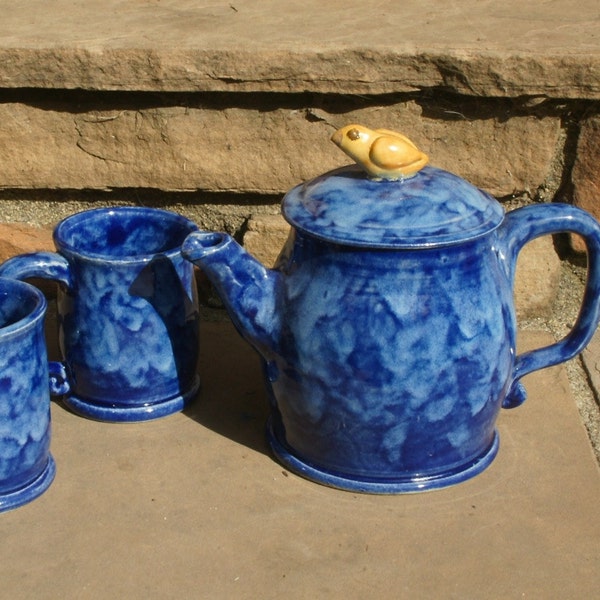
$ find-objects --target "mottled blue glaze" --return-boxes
[284,165,504,248]
[0,278,56,512]
[0,207,200,422]
[182,167,600,493]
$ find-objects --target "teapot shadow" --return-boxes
[44,278,269,453]
[183,315,271,457]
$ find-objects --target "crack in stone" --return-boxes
[73,116,130,164]
[75,139,129,164]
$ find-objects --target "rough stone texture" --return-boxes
[513,235,562,318]
[0,0,596,325]
[0,99,562,197]
[572,113,600,252]
[2,48,599,99]
[0,191,280,240]
[1,1,600,98]
[243,215,291,267]
[0,222,54,262]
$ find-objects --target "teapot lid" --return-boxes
[281,125,504,249]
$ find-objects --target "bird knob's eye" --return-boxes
[347,128,361,141]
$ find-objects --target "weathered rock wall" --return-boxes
[2,0,600,317]
[0,90,579,198]
[2,88,598,315]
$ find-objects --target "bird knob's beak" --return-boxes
[330,129,343,147]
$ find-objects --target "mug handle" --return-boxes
[497,203,600,408]
[0,252,73,397]
[49,361,70,396]
[0,252,73,289]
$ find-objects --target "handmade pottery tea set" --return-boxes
[2,125,600,511]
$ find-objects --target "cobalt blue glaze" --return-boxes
[182,165,600,493]
[284,165,504,248]
[0,207,200,422]
[0,278,56,512]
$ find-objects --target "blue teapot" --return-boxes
[182,125,600,493]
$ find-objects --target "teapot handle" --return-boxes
[498,203,600,408]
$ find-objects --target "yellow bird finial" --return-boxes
[331,124,428,180]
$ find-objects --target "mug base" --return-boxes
[62,376,201,422]
[267,419,499,494]
[0,456,56,513]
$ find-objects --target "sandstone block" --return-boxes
[243,214,290,267]
[1,2,600,98]
[0,222,54,263]
[513,234,562,318]
[0,100,561,199]
[1,49,599,100]
[243,213,562,317]
[0,222,56,296]
[572,114,600,252]
[347,103,562,199]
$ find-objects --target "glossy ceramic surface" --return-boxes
[0,207,200,422]
[330,124,429,180]
[266,234,512,492]
[283,165,504,247]
[0,278,56,512]
[182,161,600,493]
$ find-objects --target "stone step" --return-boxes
[1,1,598,197]
[2,1,599,97]
[0,0,598,319]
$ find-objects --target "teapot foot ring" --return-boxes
[267,420,499,494]
[61,376,200,423]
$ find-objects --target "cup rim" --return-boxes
[53,206,198,264]
[0,277,46,337]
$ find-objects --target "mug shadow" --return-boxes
[183,313,271,457]
[44,283,270,455]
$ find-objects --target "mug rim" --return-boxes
[0,277,46,337]
[53,206,198,264]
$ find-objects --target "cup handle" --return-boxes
[0,252,73,289]
[497,203,600,408]
[48,361,70,396]
[0,252,74,397]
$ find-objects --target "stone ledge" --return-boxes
[2,48,600,99]
[0,0,595,323]
[1,1,600,98]
[0,222,53,261]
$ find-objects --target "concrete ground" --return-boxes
[0,319,599,599]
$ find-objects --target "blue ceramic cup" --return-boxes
[0,207,200,422]
[0,277,67,512]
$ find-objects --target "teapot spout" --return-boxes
[182,231,281,358]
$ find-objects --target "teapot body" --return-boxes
[265,229,515,492]
[182,159,600,494]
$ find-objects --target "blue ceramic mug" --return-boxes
[0,207,200,422]
[0,277,67,512]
